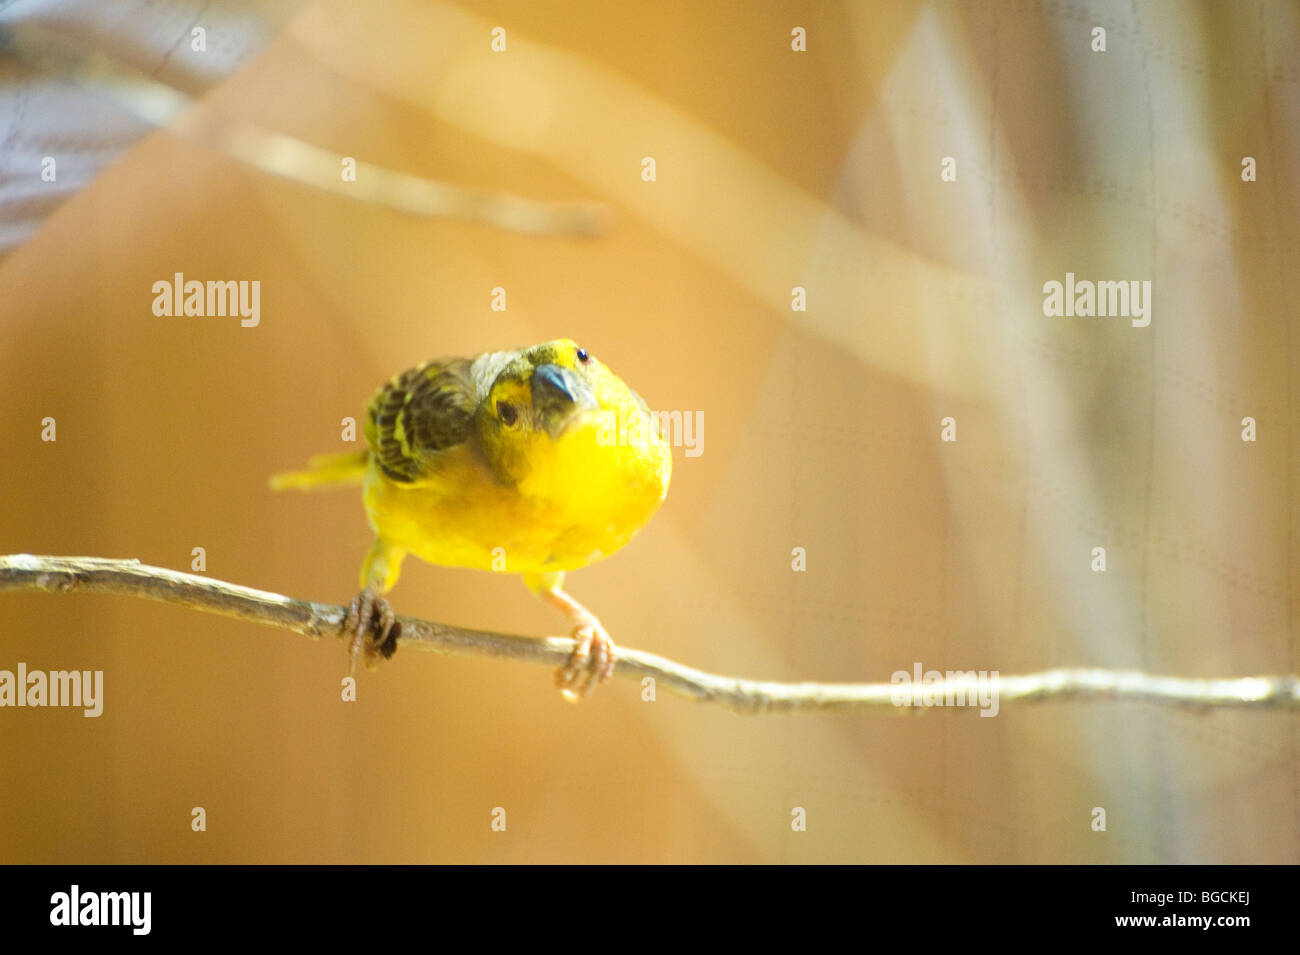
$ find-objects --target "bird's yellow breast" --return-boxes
[363,416,670,575]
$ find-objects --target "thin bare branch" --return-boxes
[1,23,609,236]
[2,555,1297,713]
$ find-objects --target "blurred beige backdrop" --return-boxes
[1,0,1297,863]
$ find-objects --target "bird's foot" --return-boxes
[343,586,401,674]
[554,612,616,702]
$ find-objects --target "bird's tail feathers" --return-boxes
[269,450,369,491]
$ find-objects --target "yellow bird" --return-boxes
[271,339,672,699]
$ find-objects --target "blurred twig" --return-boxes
[3,555,1297,713]
[0,22,608,235]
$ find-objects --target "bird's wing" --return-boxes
[365,358,482,483]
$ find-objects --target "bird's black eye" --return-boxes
[497,401,518,426]
[576,347,590,364]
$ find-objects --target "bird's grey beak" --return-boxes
[531,364,598,435]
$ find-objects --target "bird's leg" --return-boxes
[344,539,406,673]
[538,580,616,702]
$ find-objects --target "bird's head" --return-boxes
[475,339,670,495]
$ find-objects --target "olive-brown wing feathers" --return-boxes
[365,359,479,483]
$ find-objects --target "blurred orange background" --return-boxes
[1,0,1297,863]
